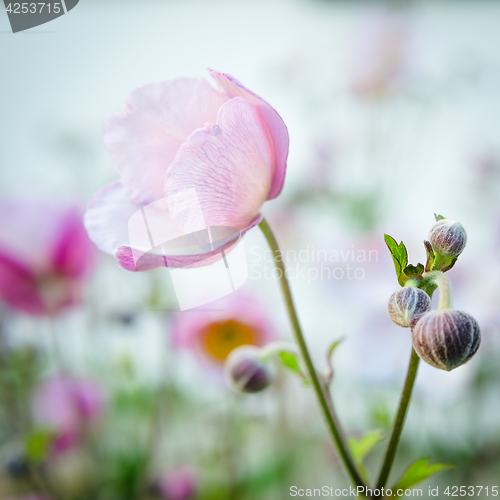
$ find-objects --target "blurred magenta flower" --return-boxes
[85,69,289,271]
[32,376,104,454]
[0,197,94,315]
[158,468,197,500]
[171,293,276,367]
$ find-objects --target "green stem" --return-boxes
[375,348,420,490]
[259,218,365,488]
[423,271,453,311]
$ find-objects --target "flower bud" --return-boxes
[387,287,431,327]
[428,219,467,257]
[224,346,274,393]
[411,310,481,371]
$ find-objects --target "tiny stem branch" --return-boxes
[375,348,420,490]
[259,217,365,488]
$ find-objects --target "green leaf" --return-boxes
[279,351,301,374]
[403,263,424,278]
[424,240,435,272]
[384,235,409,286]
[442,257,458,272]
[434,214,446,221]
[327,338,344,360]
[324,338,344,384]
[392,458,454,490]
[25,429,54,463]
[348,430,384,484]
[349,430,384,464]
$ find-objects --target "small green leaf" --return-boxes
[434,213,447,221]
[25,429,54,463]
[327,338,344,360]
[392,458,454,490]
[324,338,344,384]
[279,351,301,373]
[424,240,435,272]
[279,351,310,385]
[403,263,424,277]
[349,430,384,465]
[384,235,409,286]
[442,257,458,272]
[348,430,384,483]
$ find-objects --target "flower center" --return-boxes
[200,320,259,363]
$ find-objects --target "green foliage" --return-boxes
[403,263,424,278]
[114,387,156,416]
[424,240,435,272]
[384,235,425,286]
[392,457,454,490]
[324,338,344,384]
[25,429,54,463]
[279,351,309,384]
[349,430,384,464]
[348,430,384,482]
[279,351,301,375]
[327,338,343,360]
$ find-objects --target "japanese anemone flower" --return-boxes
[0,197,94,315]
[84,69,289,271]
[32,376,105,455]
[171,293,276,368]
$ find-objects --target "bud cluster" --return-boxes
[387,217,481,371]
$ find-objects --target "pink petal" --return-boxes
[0,251,45,314]
[104,78,229,204]
[165,97,273,234]
[116,213,262,272]
[209,69,289,199]
[84,181,142,255]
[51,208,94,278]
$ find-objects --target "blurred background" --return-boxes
[1,0,499,498]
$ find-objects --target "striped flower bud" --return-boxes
[224,346,274,393]
[387,287,432,327]
[428,219,467,258]
[411,310,481,371]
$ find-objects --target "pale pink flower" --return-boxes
[84,70,289,271]
[32,376,104,454]
[171,293,276,368]
[0,197,94,315]
[158,468,197,500]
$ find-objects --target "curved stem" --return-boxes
[423,271,453,310]
[259,218,365,488]
[375,348,420,490]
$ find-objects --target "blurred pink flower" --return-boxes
[84,69,289,271]
[171,293,276,367]
[158,468,197,500]
[32,376,104,454]
[0,197,94,315]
